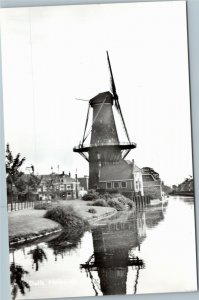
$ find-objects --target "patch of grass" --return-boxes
[34,202,52,210]
[89,199,108,207]
[44,205,89,229]
[9,209,61,243]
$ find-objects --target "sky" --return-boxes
[0,1,193,186]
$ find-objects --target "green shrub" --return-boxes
[44,205,88,229]
[88,208,96,214]
[91,199,108,207]
[117,196,134,209]
[82,193,99,201]
[108,189,119,194]
[107,199,124,211]
[34,202,52,210]
[96,189,106,195]
[121,191,133,200]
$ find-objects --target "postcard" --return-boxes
[0,1,197,299]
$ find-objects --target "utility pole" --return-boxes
[75,169,78,199]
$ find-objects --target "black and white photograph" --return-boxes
[0,1,198,299]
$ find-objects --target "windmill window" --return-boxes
[106,182,112,189]
[121,181,127,188]
[135,181,139,190]
[113,181,120,188]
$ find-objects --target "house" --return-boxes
[97,159,144,196]
[141,167,162,200]
[78,176,89,191]
[172,177,194,196]
[38,172,80,200]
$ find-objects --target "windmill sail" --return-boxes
[106,51,131,144]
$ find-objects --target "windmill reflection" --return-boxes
[80,202,168,296]
[80,212,145,296]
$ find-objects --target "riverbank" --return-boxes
[9,200,116,245]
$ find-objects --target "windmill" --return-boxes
[80,218,145,295]
[73,51,136,189]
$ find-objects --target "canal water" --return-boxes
[9,196,198,299]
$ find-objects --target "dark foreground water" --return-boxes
[9,196,197,299]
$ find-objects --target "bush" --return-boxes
[108,189,119,194]
[107,199,124,211]
[117,196,134,209]
[96,189,106,195]
[121,191,133,200]
[34,202,52,210]
[90,199,108,207]
[82,193,99,201]
[88,208,97,214]
[44,205,88,229]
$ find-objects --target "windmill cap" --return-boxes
[89,91,114,107]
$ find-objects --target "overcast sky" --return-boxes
[0,1,193,185]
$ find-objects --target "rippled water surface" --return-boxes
[9,196,197,299]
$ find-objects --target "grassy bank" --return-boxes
[8,201,116,244]
[9,209,62,244]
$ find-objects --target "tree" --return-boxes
[6,144,26,210]
[10,262,30,300]
[14,173,41,201]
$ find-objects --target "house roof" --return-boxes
[99,160,141,182]
[142,167,160,180]
[39,174,75,184]
[133,164,141,172]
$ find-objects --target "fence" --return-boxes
[7,201,35,212]
[132,195,151,206]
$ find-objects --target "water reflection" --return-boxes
[10,261,30,300]
[179,196,194,206]
[144,201,168,229]
[47,228,85,260]
[80,202,168,296]
[9,197,197,299]
[28,246,47,271]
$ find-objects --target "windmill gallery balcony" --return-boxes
[73,141,137,152]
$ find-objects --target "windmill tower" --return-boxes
[73,52,136,189]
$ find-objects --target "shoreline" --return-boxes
[9,203,117,246]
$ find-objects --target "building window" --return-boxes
[67,192,71,196]
[67,185,71,190]
[121,181,127,188]
[60,185,65,191]
[113,181,120,189]
[106,182,112,189]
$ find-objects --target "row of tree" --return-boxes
[6,144,41,208]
